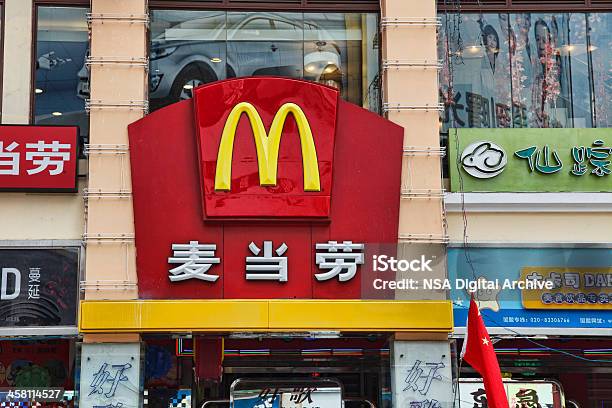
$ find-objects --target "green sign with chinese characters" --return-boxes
[449,128,612,192]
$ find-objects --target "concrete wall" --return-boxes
[382,0,446,241]
[0,0,85,242]
[84,0,147,300]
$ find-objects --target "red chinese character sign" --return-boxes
[0,125,78,191]
[128,77,403,299]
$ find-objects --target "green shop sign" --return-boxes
[449,128,612,192]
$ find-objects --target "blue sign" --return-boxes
[449,247,612,332]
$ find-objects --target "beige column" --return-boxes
[382,0,444,239]
[1,0,33,124]
[84,0,147,300]
[382,1,447,304]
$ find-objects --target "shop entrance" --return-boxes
[144,335,391,408]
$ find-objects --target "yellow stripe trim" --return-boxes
[80,300,452,333]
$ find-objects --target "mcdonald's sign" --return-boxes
[195,77,337,218]
[213,102,320,192]
[127,76,404,299]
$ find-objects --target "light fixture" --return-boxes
[51,111,62,116]
[588,45,598,52]
[183,84,194,90]
[558,44,589,56]
[469,45,480,53]
[323,65,337,74]
[210,57,222,63]
[35,88,43,94]
[304,50,340,76]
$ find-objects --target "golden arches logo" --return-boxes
[214,102,321,192]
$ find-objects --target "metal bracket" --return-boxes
[383,60,443,70]
[83,189,132,199]
[398,233,449,244]
[381,17,441,28]
[383,103,444,113]
[86,56,149,69]
[403,146,446,157]
[86,100,149,114]
[87,13,149,26]
[401,189,445,199]
[83,233,135,244]
[80,280,138,291]
[84,144,129,155]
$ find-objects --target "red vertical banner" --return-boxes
[195,337,224,382]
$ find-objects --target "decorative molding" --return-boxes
[445,193,612,213]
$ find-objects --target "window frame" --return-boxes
[438,0,612,13]
[0,2,5,120]
[149,1,379,13]
[30,1,90,122]
[31,3,90,147]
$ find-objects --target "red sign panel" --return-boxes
[195,77,337,219]
[128,77,403,300]
[0,125,78,191]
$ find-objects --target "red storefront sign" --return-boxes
[196,78,337,218]
[128,77,403,299]
[0,125,78,191]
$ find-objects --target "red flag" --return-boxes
[461,297,509,408]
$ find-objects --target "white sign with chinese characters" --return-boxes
[0,140,71,176]
[391,341,453,408]
[457,381,561,408]
[167,240,365,284]
[79,343,141,408]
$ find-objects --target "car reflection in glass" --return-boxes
[78,12,343,111]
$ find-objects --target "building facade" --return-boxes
[0,0,608,408]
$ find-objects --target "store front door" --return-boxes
[143,335,390,408]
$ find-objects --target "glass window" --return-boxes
[440,13,513,132]
[149,10,226,110]
[510,13,574,128]
[34,7,89,149]
[227,12,304,78]
[589,13,612,127]
[149,11,380,113]
[567,13,592,128]
[304,13,380,112]
[440,12,602,130]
